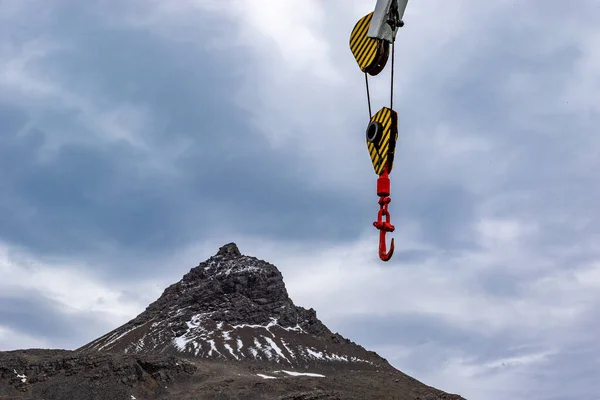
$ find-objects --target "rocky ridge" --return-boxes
[79,243,385,370]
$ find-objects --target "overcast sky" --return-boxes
[1,0,599,399]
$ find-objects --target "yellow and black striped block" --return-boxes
[349,12,389,76]
[366,107,398,175]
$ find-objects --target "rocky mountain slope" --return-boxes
[79,243,387,370]
[0,243,466,400]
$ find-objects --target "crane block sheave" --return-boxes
[349,0,409,262]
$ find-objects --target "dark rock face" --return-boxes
[79,243,381,369]
[216,242,242,258]
[0,349,197,400]
[0,349,465,400]
[0,243,467,400]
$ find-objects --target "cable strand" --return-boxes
[390,42,394,110]
[365,72,372,119]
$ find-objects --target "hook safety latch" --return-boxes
[373,168,395,261]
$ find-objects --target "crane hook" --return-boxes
[373,168,395,261]
[378,229,395,261]
[373,196,395,261]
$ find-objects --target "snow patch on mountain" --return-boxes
[13,369,27,383]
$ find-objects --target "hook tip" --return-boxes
[379,237,395,261]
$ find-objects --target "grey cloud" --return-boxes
[0,3,374,269]
[0,290,109,350]
[393,249,435,263]
[396,183,480,251]
[473,268,524,298]
[331,312,530,375]
[513,339,600,400]
[331,310,599,400]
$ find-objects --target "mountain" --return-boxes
[79,242,386,370]
[0,243,466,400]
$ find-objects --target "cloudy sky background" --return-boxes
[1,0,599,398]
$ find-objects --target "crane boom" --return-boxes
[367,0,409,43]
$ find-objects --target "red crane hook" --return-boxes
[378,229,395,261]
[373,167,395,261]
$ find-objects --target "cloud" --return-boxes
[248,231,600,399]
[0,244,158,332]
[0,326,52,351]
[0,0,599,399]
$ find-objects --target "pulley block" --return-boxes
[366,107,398,176]
[349,12,390,76]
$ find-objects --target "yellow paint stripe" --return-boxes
[357,43,377,68]
[354,38,375,67]
[381,140,391,166]
[384,108,391,122]
[350,14,372,53]
[350,14,370,46]
[378,112,391,147]
[369,145,377,162]
[381,142,389,158]
[380,131,390,149]
[380,154,388,166]
[353,40,369,63]
[379,130,390,148]
[350,28,369,54]
[383,116,392,132]
[383,108,391,125]
[355,32,375,61]
[352,14,372,44]
[371,151,379,165]
[369,144,376,159]
[350,29,367,52]
[353,27,375,66]
[371,143,379,163]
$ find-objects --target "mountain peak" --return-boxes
[215,242,242,259]
[79,244,386,370]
